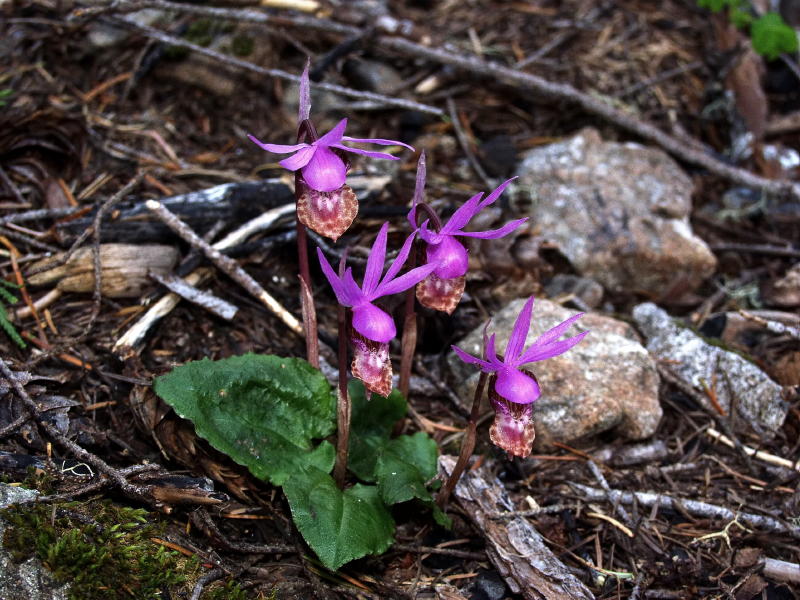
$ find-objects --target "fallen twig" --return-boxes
[145,199,302,335]
[113,201,295,353]
[570,483,800,540]
[440,455,594,600]
[0,357,154,502]
[706,427,800,471]
[150,271,238,321]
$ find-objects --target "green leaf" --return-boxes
[697,0,736,12]
[153,354,336,485]
[751,12,798,60]
[347,380,406,481]
[283,468,395,571]
[375,432,438,505]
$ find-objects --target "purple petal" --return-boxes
[519,330,589,364]
[340,135,414,150]
[298,59,311,122]
[248,135,308,154]
[301,146,347,192]
[440,192,482,235]
[532,312,585,348]
[279,146,316,171]
[417,220,439,244]
[352,302,396,343]
[381,230,417,285]
[427,236,469,279]
[505,296,535,365]
[455,217,528,239]
[495,366,540,405]
[331,145,402,161]
[341,268,366,306]
[451,344,493,370]
[485,333,501,366]
[522,335,589,365]
[362,223,389,295]
[316,118,348,147]
[317,247,350,306]
[373,261,436,298]
[478,177,516,210]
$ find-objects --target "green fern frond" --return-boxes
[0,303,26,348]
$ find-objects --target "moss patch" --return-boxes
[0,498,246,599]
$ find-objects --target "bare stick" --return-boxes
[0,357,152,500]
[380,37,800,199]
[332,303,351,487]
[114,202,294,353]
[706,427,800,471]
[570,483,800,539]
[150,271,238,320]
[145,200,302,336]
[105,16,442,116]
[436,371,487,509]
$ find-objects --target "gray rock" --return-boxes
[516,128,717,297]
[632,302,789,436]
[0,484,69,600]
[447,298,662,446]
[544,274,604,309]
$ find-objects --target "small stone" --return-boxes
[765,262,800,307]
[516,128,716,297]
[342,59,404,96]
[448,298,662,446]
[545,274,604,309]
[632,302,789,437]
[0,484,69,600]
[470,569,509,600]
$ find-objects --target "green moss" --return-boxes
[205,579,251,600]
[0,499,206,599]
[230,35,254,57]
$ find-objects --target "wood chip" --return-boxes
[439,455,594,600]
[150,271,238,321]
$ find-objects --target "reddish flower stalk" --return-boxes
[436,371,488,508]
[333,265,351,488]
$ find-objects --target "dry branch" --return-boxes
[145,199,302,335]
[440,455,595,600]
[77,0,800,199]
[570,483,800,540]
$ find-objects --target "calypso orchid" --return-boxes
[317,223,437,396]
[408,168,527,313]
[248,62,413,241]
[452,296,588,458]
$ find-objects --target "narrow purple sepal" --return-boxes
[340,135,414,150]
[505,296,535,365]
[362,223,389,296]
[456,217,528,239]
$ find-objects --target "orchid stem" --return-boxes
[296,205,319,368]
[294,122,320,369]
[333,304,351,488]
[398,240,418,400]
[436,371,487,509]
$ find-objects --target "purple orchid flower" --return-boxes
[452,297,587,457]
[248,63,413,193]
[410,177,528,280]
[317,222,437,343]
[317,223,436,396]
